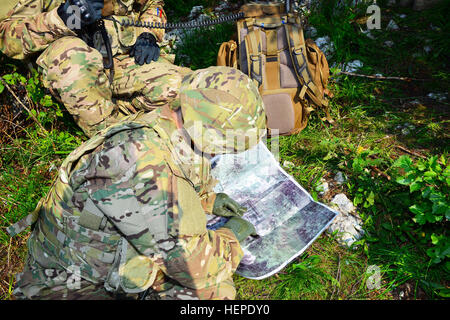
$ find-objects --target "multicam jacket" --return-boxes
[9,106,244,298]
[0,0,167,60]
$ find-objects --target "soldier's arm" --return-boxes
[198,182,217,214]
[136,0,167,43]
[0,0,76,60]
[76,128,243,292]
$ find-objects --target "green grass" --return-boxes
[0,0,449,300]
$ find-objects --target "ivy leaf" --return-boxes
[421,186,432,199]
[432,202,447,215]
[409,204,428,225]
[410,180,423,193]
[430,233,439,245]
[393,155,413,171]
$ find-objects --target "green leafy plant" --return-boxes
[393,155,449,264]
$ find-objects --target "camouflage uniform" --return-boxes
[0,0,191,137]
[8,67,267,300]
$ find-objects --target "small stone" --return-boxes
[188,6,204,20]
[328,194,364,247]
[401,127,410,135]
[424,46,432,54]
[399,14,407,19]
[331,193,355,214]
[214,1,230,12]
[344,60,363,73]
[314,36,335,59]
[334,171,346,185]
[362,30,375,40]
[430,24,440,31]
[316,181,329,196]
[427,93,447,102]
[384,40,394,47]
[305,26,317,38]
[283,160,295,169]
[387,20,400,31]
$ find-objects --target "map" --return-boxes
[208,141,338,280]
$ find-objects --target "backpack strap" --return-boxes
[284,24,333,122]
[264,28,281,90]
[245,28,263,88]
[6,198,44,237]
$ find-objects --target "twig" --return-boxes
[330,255,341,300]
[370,165,391,181]
[396,145,444,165]
[339,71,428,82]
[374,135,392,143]
[7,238,12,270]
[0,77,47,135]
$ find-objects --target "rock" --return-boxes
[214,1,231,12]
[430,24,440,31]
[361,30,375,40]
[427,92,447,102]
[401,127,410,135]
[314,36,335,59]
[305,26,317,38]
[398,14,407,19]
[424,46,432,54]
[387,20,400,31]
[397,122,415,135]
[316,180,329,196]
[331,193,355,214]
[375,73,383,77]
[283,160,295,169]
[384,40,394,48]
[343,60,363,73]
[327,193,364,247]
[188,5,204,20]
[334,171,346,185]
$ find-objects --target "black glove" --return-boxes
[213,193,247,218]
[223,217,258,243]
[57,0,104,30]
[130,33,160,65]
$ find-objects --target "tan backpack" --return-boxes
[217,1,333,135]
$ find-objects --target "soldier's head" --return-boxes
[173,66,266,155]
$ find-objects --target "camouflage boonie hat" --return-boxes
[179,66,266,154]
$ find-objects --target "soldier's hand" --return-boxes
[222,217,258,243]
[130,33,160,65]
[213,193,247,217]
[58,0,104,30]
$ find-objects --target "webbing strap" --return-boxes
[265,29,280,90]
[6,198,44,237]
[285,24,322,106]
[245,29,263,87]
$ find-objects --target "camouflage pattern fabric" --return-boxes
[37,36,191,136]
[0,0,167,59]
[0,0,190,137]
[179,66,267,155]
[11,103,246,300]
